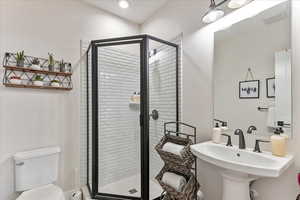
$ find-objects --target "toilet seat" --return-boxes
[17,184,65,200]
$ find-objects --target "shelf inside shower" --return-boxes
[129,101,140,107]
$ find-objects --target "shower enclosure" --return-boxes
[83,35,180,200]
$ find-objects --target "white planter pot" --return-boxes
[10,78,22,85]
[22,79,29,85]
[31,64,41,70]
[51,82,60,87]
[33,80,44,86]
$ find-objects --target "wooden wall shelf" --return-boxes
[2,52,73,91]
[3,66,72,76]
[4,83,72,91]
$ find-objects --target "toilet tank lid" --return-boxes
[14,146,61,161]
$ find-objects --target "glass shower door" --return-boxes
[95,41,142,199]
[148,38,179,200]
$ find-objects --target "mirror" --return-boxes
[213,1,292,137]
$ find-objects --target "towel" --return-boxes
[267,106,276,128]
[162,142,185,157]
[162,172,187,192]
[197,190,205,200]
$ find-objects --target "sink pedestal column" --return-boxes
[221,169,256,200]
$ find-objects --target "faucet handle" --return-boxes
[221,133,233,147]
[247,126,257,134]
[254,139,270,153]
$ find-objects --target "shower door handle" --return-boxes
[150,109,159,120]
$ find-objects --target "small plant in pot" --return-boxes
[59,59,66,72]
[31,58,41,70]
[16,51,25,67]
[50,80,61,87]
[67,63,72,73]
[33,75,44,86]
[9,76,22,85]
[48,53,55,71]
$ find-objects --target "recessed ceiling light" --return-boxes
[228,0,252,9]
[118,0,130,9]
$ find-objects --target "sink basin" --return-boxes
[191,141,294,177]
[191,141,294,200]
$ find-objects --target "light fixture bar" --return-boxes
[202,0,253,24]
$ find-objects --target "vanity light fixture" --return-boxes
[202,0,253,24]
[202,0,226,24]
[118,0,130,9]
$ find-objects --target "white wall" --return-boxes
[142,0,299,199]
[0,0,139,199]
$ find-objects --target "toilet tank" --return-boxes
[14,146,61,192]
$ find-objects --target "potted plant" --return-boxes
[59,59,66,72]
[48,53,55,71]
[31,58,41,70]
[9,76,22,85]
[16,51,25,67]
[50,80,61,87]
[33,75,44,86]
[67,63,72,73]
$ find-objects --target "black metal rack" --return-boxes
[162,121,198,200]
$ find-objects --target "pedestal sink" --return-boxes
[191,141,294,200]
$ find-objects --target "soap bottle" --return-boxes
[212,123,222,144]
[221,122,228,133]
[131,92,136,103]
[279,127,289,140]
[271,128,287,157]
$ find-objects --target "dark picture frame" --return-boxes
[239,80,260,99]
[266,77,275,98]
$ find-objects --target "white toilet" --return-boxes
[14,146,65,200]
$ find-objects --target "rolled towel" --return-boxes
[162,172,187,192]
[162,142,185,157]
[197,190,205,200]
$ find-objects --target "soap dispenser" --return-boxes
[271,128,287,157]
[131,92,136,102]
[212,123,222,144]
[279,127,289,140]
[221,122,229,132]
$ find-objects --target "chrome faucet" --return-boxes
[234,129,246,149]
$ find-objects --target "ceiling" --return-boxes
[82,0,170,24]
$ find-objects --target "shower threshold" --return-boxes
[99,174,163,199]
